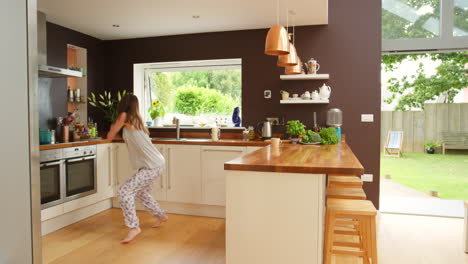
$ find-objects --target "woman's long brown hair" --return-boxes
[116,94,149,134]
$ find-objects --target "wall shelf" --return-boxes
[280,99,329,104]
[280,74,329,80]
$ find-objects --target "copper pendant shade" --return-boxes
[277,42,298,67]
[285,57,302,74]
[264,25,290,56]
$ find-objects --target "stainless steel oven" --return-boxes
[40,149,65,209]
[40,145,97,209]
[63,146,97,202]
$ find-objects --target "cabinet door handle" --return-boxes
[167,148,171,190]
[108,145,112,187]
[159,149,164,189]
[115,145,120,185]
[40,160,63,167]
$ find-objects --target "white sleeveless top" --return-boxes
[122,127,165,170]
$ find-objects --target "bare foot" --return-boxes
[120,227,141,244]
[152,215,169,228]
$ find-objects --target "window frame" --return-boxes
[134,58,242,122]
[382,0,468,52]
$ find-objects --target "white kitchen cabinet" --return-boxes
[115,143,137,187]
[152,144,167,201]
[166,144,202,204]
[246,146,263,154]
[201,146,246,206]
[97,143,116,200]
[41,204,64,221]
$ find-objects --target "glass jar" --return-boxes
[248,126,256,140]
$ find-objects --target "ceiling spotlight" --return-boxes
[192,15,200,19]
[112,24,120,28]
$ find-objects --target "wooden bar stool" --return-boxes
[326,187,367,200]
[324,198,377,264]
[328,176,364,188]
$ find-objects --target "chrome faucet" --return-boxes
[175,118,180,140]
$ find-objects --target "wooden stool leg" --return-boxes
[369,216,378,264]
[359,217,371,264]
[324,210,335,264]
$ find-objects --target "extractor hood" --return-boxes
[37,12,82,78]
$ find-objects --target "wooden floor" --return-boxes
[43,209,468,264]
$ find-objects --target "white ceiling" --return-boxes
[38,0,328,40]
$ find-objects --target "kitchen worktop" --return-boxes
[39,138,269,150]
[224,142,364,175]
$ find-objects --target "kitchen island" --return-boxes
[224,143,364,264]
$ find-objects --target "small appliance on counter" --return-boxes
[256,120,272,140]
[326,108,343,141]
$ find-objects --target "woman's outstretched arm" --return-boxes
[107,112,127,140]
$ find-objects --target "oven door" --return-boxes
[40,160,65,209]
[65,155,97,201]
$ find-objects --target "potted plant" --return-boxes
[423,140,441,154]
[148,99,165,127]
[88,90,127,123]
[286,120,306,144]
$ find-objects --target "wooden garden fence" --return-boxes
[381,103,468,153]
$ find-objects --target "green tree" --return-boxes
[151,69,241,114]
[382,52,468,110]
[174,86,236,115]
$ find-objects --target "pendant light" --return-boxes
[277,9,298,67]
[265,0,290,56]
[285,21,302,74]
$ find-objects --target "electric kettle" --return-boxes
[256,120,272,140]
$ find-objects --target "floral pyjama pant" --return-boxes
[118,167,165,228]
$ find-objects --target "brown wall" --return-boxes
[43,0,382,207]
[38,22,104,129]
[101,1,382,207]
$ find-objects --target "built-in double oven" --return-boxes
[40,145,97,209]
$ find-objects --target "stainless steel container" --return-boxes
[326,108,343,127]
[261,121,272,140]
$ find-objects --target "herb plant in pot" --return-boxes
[423,141,441,154]
[286,120,306,144]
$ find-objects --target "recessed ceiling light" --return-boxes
[192,15,200,19]
[112,24,120,28]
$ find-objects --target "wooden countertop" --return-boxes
[39,139,113,150]
[40,138,269,150]
[224,143,364,175]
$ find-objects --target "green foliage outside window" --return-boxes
[174,86,237,116]
[149,69,241,116]
[382,52,468,110]
[382,0,441,40]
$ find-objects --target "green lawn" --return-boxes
[380,152,468,200]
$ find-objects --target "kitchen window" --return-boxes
[136,59,242,127]
[382,0,468,51]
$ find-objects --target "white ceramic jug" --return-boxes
[319,83,331,100]
[311,90,319,100]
